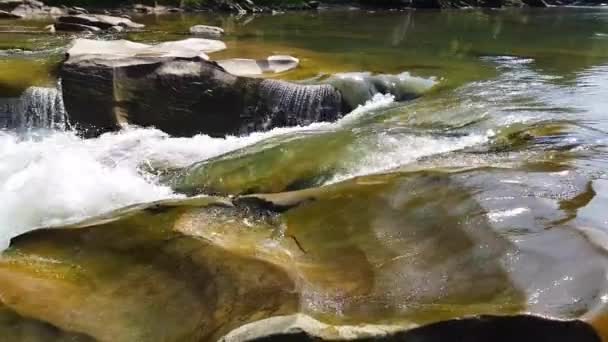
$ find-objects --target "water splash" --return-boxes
[0,85,68,131]
[0,130,177,250]
[0,93,399,250]
[326,71,438,109]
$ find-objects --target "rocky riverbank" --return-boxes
[1,0,605,18]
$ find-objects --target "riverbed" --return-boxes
[1,7,608,341]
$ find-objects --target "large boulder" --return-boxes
[60,39,345,138]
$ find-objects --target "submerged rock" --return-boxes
[190,24,224,38]
[1,172,607,340]
[0,197,297,341]
[60,39,344,137]
[0,304,94,341]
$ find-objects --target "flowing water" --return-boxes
[1,6,608,341]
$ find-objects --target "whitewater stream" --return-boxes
[1,6,608,342]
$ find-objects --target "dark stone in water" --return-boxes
[0,8,21,17]
[245,316,600,342]
[55,21,101,32]
[60,39,345,137]
[56,14,144,32]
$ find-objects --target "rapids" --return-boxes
[2,6,608,342]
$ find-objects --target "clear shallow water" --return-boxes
[2,7,608,339]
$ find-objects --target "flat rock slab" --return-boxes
[57,14,144,31]
[190,24,224,38]
[217,56,299,76]
[65,38,227,64]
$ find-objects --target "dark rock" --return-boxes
[59,39,344,137]
[522,0,549,6]
[0,0,23,11]
[0,8,21,17]
[46,6,64,15]
[23,0,43,8]
[307,0,320,8]
[56,14,144,31]
[108,25,124,32]
[67,6,88,14]
[55,21,101,32]
[232,315,600,342]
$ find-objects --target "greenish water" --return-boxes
[2,7,608,341]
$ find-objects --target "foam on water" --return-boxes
[0,131,175,250]
[0,94,397,249]
[330,130,492,184]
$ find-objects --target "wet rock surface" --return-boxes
[60,38,344,137]
[55,14,144,32]
[2,171,608,340]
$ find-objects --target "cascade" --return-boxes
[258,80,344,128]
[0,84,68,130]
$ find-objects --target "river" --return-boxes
[1,7,608,341]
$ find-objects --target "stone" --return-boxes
[132,3,154,12]
[307,0,321,8]
[47,6,63,15]
[0,197,298,341]
[56,14,144,31]
[108,25,124,33]
[0,0,23,11]
[68,6,87,14]
[132,4,182,13]
[219,314,601,342]
[59,38,344,137]
[63,38,222,62]
[1,170,608,341]
[55,21,101,32]
[190,24,224,38]
[217,55,299,76]
[219,314,405,341]
[0,9,21,17]
[23,0,42,8]
[44,23,55,33]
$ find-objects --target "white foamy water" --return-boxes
[0,94,398,249]
[329,131,491,184]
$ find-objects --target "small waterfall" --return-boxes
[0,85,68,131]
[258,80,343,129]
